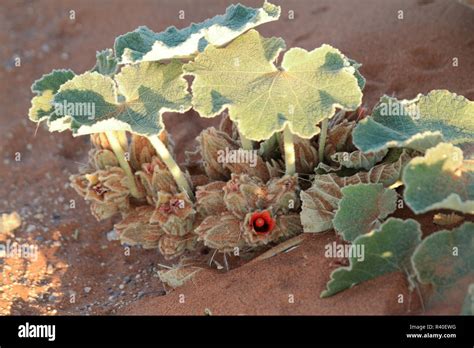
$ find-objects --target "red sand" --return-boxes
[0,0,473,315]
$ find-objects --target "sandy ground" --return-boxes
[0,0,473,315]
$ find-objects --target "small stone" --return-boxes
[26,225,36,233]
[84,287,92,294]
[119,284,124,290]
[106,230,118,241]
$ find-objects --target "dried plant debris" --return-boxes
[353,90,474,153]
[403,143,474,214]
[0,212,22,237]
[333,183,397,242]
[301,150,411,233]
[433,212,465,226]
[157,263,203,289]
[321,218,422,298]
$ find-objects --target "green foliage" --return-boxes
[28,69,75,123]
[461,283,474,315]
[92,48,118,76]
[403,143,474,214]
[301,150,410,233]
[321,218,422,297]
[412,222,474,292]
[353,90,474,153]
[185,29,363,141]
[53,61,191,136]
[333,183,397,242]
[114,1,281,64]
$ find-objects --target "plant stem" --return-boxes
[283,125,295,176]
[148,134,195,201]
[318,118,329,164]
[238,130,253,150]
[105,131,143,199]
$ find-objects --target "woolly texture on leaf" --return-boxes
[185,29,363,141]
[412,222,474,292]
[353,90,474,153]
[301,150,411,233]
[114,1,281,64]
[333,183,397,242]
[28,69,75,124]
[321,218,422,298]
[461,284,474,315]
[53,61,191,136]
[91,49,118,76]
[402,143,474,214]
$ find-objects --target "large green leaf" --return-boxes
[353,90,474,153]
[114,1,280,64]
[403,143,474,214]
[301,150,410,233]
[185,29,363,141]
[52,61,191,136]
[412,222,474,292]
[321,218,422,298]
[28,69,75,123]
[461,283,474,315]
[333,183,397,242]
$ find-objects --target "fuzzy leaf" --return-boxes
[185,29,363,141]
[28,69,75,123]
[353,90,474,153]
[403,143,474,214]
[316,148,388,173]
[91,49,118,76]
[321,218,422,298]
[114,1,280,64]
[333,183,397,242]
[53,61,191,136]
[461,283,474,315]
[301,150,410,233]
[412,222,474,293]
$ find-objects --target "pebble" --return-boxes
[119,284,124,290]
[26,224,36,233]
[106,230,118,241]
[84,287,91,294]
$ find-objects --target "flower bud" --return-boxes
[266,175,300,213]
[195,214,245,253]
[115,206,163,249]
[150,192,195,236]
[223,174,265,218]
[195,181,226,218]
[158,233,197,259]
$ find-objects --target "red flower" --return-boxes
[249,210,276,235]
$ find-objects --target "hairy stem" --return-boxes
[148,134,195,201]
[238,130,253,151]
[283,125,295,176]
[105,131,143,199]
[318,118,329,164]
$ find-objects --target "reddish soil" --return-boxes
[0,0,473,315]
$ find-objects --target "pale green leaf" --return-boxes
[185,29,363,141]
[301,150,411,233]
[316,148,388,173]
[333,183,397,242]
[321,218,422,298]
[92,48,118,76]
[412,222,474,292]
[114,1,280,64]
[28,69,75,123]
[353,90,474,153]
[461,283,474,315]
[402,143,474,214]
[53,61,191,136]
